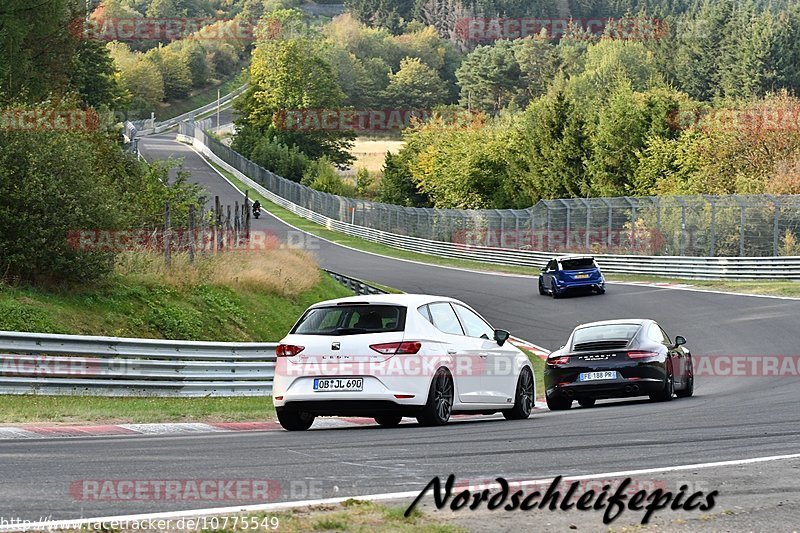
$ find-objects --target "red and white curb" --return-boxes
[510,336,550,359]
[0,410,546,440]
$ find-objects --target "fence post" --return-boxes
[709,199,716,257]
[188,204,195,264]
[164,202,171,267]
[585,202,591,252]
[244,190,251,242]
[740,205,746,257]
[215,195,222,252]
[773,198,781,256]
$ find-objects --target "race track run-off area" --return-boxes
[1,131,797,531]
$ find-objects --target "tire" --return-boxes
[503,367,534,420]
[650,369,675,402]
[676,360,694,398]
[552,286,562,299]
[277,408,315,431]
[578,398,596,408]
[538,279,546,295]
[596,287,606,295]
[417,368,454,427]
[546,395,572,411]
[375,414,403,427]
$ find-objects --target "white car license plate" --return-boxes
[579,371,617,381]
[313,378,363,392]
[575,274,589,279]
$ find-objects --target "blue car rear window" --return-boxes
[560,258,596,271]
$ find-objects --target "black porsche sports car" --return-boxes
[544,319,694,410]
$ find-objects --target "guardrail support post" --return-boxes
[165,202,171,267]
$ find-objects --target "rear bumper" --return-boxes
[278,400,424,417]
[546,379,663,400]
[558,280,605,291]
[544,362,666,399]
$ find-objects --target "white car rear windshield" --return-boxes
[291,305,406,335]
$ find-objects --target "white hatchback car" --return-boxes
[272,294,535,430]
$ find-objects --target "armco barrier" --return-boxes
[183,127,800,280]
[0,331,276,397]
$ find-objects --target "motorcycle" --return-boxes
[252,204,261,219]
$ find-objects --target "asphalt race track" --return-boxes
[1,131,798,527]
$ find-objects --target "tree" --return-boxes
[515,91,591,200]
[71,40,123,110]
[179,41,210,88]
[513,37,561,105]
[235,19,354,167]
[250,137,310,182]
[456,42,524,114]
[0,0,79,102]
[107,42,165,116]
[382,57,449,108]
[378,150,430,206]
[146,47,193,100]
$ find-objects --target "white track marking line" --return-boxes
[7,452,800,531]
[608,281,800,301]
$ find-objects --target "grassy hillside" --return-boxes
[0,249,351,342]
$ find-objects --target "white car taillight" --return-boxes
[276,344,305,357]
[369,341,422,355]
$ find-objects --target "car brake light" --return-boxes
[547,356,570,365]
[627,351,658,359]
[369,341,422,355]
[276,344,305,357]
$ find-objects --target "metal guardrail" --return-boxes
[0,331,276,397]
[325,270,388,295]
[184,126,800,280]
[124,84,247,140]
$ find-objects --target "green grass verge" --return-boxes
[520,348,546,401]
[213,163,800,298]
[0,271,350,341]
[0,396,274,424]
[177,500,463,533]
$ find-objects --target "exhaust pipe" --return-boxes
[624,384,640,394]
[565,389,575,397]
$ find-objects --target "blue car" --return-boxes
[538,255,605,298]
